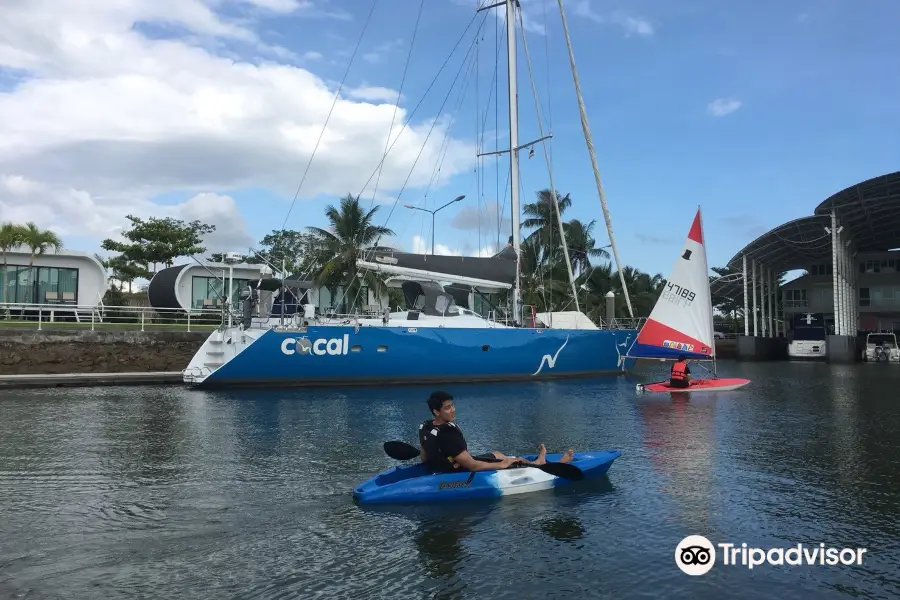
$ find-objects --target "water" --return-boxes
[1,360,899,599]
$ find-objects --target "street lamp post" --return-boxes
[404,194,465,254]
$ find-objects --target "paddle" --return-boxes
[382,440,584,481]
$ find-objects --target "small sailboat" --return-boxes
[631,208,751,393]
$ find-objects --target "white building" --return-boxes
[1,246,107,308]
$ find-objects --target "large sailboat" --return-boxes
[181,0,642,388]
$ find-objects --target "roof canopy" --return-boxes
[725,171,900,274]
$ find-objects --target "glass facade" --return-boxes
[0,264,79,305]
[317,285,370,314]
[190,276,252,310]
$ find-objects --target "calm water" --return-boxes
[1,360,899,599]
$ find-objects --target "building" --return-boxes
[1,246,107,308]
[711,171,900,361]
[146,260,389,316]
[780,251,900,332]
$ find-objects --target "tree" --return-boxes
[0,221,26,302]
[307,194,394,312]
[563,218,609,277]
[19,222,62,304]
[95,253,145,293]
[101,215,216,274]
[521,188,572,251]
[252,230,321,277]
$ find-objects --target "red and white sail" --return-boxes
[629,208,715,360]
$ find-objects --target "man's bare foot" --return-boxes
[560,448,575,463]
[533,443,547,465]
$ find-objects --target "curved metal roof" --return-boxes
[724,170,900,273]
[725,215,833,274]
[813,171,900,252]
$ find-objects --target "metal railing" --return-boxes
[0,302,222,332]
[0,300,653,333]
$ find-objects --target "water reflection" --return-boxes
[538,515,585,542]
[634,392,718,533]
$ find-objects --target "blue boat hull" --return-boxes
[353,450,621,505]
[192,326,638,388]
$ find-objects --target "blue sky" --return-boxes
[239,0,900,274]
[1,0,898,279]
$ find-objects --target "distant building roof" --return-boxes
[724,171,900,276]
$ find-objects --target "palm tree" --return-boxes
[521,188,572,250]
[563,218,609,277]
[519,235,570,312]
[19,222,62,305]
[0,221,26,304]
[307,194,394,313]
[611,266,665,318]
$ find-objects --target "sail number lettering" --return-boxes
[662,282,695,307]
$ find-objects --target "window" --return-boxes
[474,292,508,319]
[190,276,251,310]
[809,287,833,306]
[0,264,79,305]
[317,284,369,314]
[859,287,870,307]
[784,289,807,308]
[860,259,897,274]
[809,263,833,276]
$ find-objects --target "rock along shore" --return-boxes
[0,329,207,375]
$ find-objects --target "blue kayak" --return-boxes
[353,450,621,505]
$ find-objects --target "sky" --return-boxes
[1,0,899,281]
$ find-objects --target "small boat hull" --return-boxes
[352,450,621,505]
[636,377,751,393]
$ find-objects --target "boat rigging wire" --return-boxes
[368,7,492,245]
[555,0,634,317]
[278,0,379,236]
[516,6,580,313]
[367,0,426,212]
[353,4,490,206]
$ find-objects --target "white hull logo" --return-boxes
[281,334,350,356]
[532,336,570,375]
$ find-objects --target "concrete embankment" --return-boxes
[0,329,207,377]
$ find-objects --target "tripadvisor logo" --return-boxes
[674,535,868,575]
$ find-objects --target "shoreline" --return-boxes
[0,371,183,389]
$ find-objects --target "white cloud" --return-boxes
[571,1,655,37]
[411,234,462,256]
[301,50,324,61]
[450,202,510,236]
[348,85,404,104]
[0,0,474,250]
[707,98,742,117]
[410,234,497,258]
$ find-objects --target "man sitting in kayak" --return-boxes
[418,391,575,473]
[669,355,692,389]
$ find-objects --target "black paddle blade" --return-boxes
[537,461,584,481]
[383,440,421,461]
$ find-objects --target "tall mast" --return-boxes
[475,0,522,325]
[505,0,522,324]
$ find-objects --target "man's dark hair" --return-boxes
[678,355,687,361]
[427,391,453,414]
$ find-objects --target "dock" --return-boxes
[0,371,183,389]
